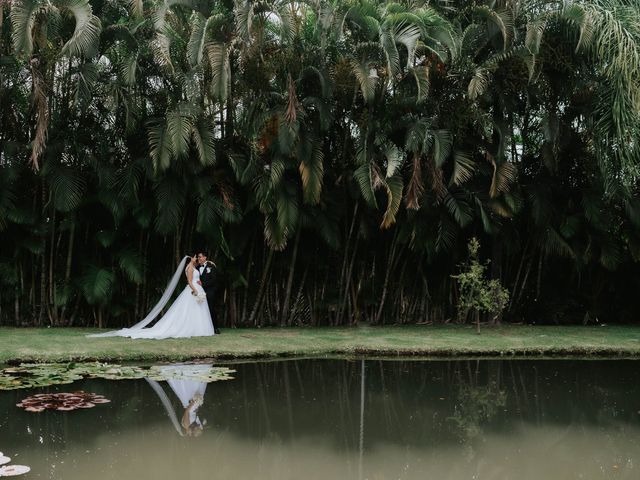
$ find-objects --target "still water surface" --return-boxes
[1,359,639,479]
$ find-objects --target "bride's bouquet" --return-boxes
[194,292,207,304]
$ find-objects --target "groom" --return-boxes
[196,252,220,334]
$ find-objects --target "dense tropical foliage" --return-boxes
[1,0,639,328]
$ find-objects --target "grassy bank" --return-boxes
[1,325,640,364]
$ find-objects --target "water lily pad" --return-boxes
[0,464,30,476]
[24,406,45,413]
[146,365,235,383]
[1,362,235,390]
[17,392,110,413]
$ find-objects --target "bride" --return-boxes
[145,364,212,436]
[88,255,215,339]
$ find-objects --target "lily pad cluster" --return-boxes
[0,362,235,390]
[0,452,30,476]
[16,391,111,413]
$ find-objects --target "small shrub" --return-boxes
[452,238,509,332]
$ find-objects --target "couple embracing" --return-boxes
[89,252,220,339]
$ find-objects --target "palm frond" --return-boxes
[380,28,401,78]
[405,152,424,210]
[444,191,472,227]
[384,143,403,178]
[128,0,144,18]
[30,62,48,171]
[409,65,430,102]
[47,165,86,213]
[74,61,98,105]
[269,158,286,189]
[119,53,138,86]
[166,107,194,159]
[474,6,513,49]
[192,117,216,166]
[405,118,431,153]
[80,265,115,305]
[96,230,118,248]
[380,174,403,229]
[299,142,324,205]
[475,197,494,234]
[394,22,421,68]
[599,235,622,270]
[10,0,40,57]
[525,19,546,54]
[154,176,186,234]
[489,160,517,198]
[187,12,207,67]
[458,23,487,59]
[468,67,490,100]
[234,0,254,41]
[115,159,144,202]
[59,0,102,58]
[432,129,452,167]
[354,163,378,208]
[561,3,596,52]
[147,120,173,171]
[264,211,287,251]
[117,248,145,284]
[350,58,377,103]
[451,151,476,186]
[276,184,299,235]
[436,216,457,253]
[206,42,230,101]
[542,227,575,259]
[151,32,174,74]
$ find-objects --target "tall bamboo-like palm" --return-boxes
[10,0,101,169]
[1,0,640,328]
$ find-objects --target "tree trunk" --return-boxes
[281,228,300,326]
[514,253,535,311]
[337,203,359,324]
[241,235,256,324]
[60,221,75,325]
[48,208,58,325]
[491,237,503,324]
[535,249,544,301]
[248,248,274,327]
[509,238,530,312]
[374,231,399,325]
[38,181,47,326]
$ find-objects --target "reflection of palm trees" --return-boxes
[145,364,212,437]
[359,359,365,480]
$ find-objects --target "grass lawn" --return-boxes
[1,324,640,364]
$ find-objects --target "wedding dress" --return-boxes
[88,257,215,339]
[145,364,211,435]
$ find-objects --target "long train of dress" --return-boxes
[88,261,215,339]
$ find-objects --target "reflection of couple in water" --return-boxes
[145,364,211,437]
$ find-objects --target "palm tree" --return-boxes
[10,0,101,169]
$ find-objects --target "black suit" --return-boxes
[199,263,220,333]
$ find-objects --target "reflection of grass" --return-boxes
[1,325,640,364]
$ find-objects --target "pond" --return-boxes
[1,359,639,479]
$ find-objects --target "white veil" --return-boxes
[87,256,190,338]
